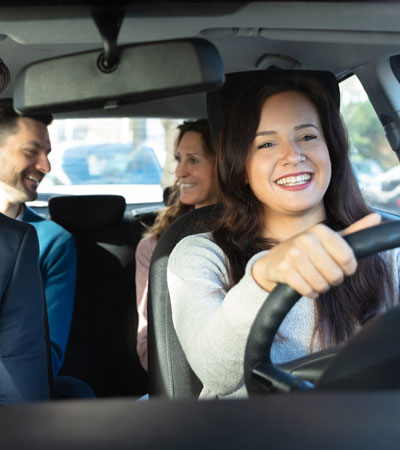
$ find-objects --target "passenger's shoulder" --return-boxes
[137,234,157,251]
[136,234,157,261]
[34,219,73,242]
[24,207,73,242]
[0,213,39,266]
[0,211,34,237]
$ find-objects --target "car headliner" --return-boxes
[1,1,400,118]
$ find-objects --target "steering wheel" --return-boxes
[244,221,400,395]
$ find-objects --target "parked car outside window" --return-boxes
[35,117,183,207]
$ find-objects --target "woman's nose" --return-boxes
[282,141,305,165]
[176,161,190,178]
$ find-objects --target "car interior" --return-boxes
[2,1,400,448]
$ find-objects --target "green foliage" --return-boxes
[341,101,397,170]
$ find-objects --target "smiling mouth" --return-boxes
[26,175,42,186]
[276,173,312,187]
[181,183,196,189]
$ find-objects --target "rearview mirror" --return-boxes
[13,38,224,114]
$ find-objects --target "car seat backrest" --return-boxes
[49,194,155,397]
[148,204,221,398]
[49,194,126,231]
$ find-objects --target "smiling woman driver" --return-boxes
[167,74,400,399]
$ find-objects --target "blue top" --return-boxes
[22,206,77,375]
[0,213,49,403]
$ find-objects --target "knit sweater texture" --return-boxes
[167,232,400,399]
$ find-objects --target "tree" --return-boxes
[341,101,398,170]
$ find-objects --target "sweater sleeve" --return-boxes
[135,235,157,371]
[167,233,269,397]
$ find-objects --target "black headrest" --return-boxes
[163,186,172,205]
[48,195,126,232]
[206,69,340,145]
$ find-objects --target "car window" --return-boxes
[36,117,184,206]
[340,75,400,215]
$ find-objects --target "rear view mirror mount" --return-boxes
[13,38,225,115]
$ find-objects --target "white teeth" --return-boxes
[276,174,311,186]
[181,183,196,188]
[26,175,41,184]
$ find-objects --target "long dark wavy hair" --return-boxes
[212,74,394,350]
[145,118,217,240]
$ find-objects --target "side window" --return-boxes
[340,75,400,215]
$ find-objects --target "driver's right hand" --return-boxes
[251,213,381,299]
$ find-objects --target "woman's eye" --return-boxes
[257,142,274,150]
[190,158,199,164]
[174,155,181,163]
[301,134,317,142]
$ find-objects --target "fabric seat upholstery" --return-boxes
[49,194,153,397]
[148,204,221,398]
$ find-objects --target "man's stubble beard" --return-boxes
[0,179,37,204]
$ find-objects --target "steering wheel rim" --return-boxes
[244,221,400,395]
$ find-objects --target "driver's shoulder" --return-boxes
[172,232,217,255]
[169,232,226,273]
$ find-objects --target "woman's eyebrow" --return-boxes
[294,123,319,131]
[176,152,201,157]
[255,124,319,137]
[255,130,276,137]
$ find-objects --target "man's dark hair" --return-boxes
[0,98,53,145]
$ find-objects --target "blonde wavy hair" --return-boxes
[144,118,216,240]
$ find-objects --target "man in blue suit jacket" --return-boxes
[0,212,50,403]
[0,100,76,376]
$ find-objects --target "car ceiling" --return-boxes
[1,1,400,119]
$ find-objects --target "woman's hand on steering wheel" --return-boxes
[251,213,381,299]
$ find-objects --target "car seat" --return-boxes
[49,194,154,397]
[147,68,340,398]
[147,204,222,398]
[42,287,95,400]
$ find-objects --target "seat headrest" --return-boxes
[48,195,126,232]
[206,69,340,145]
